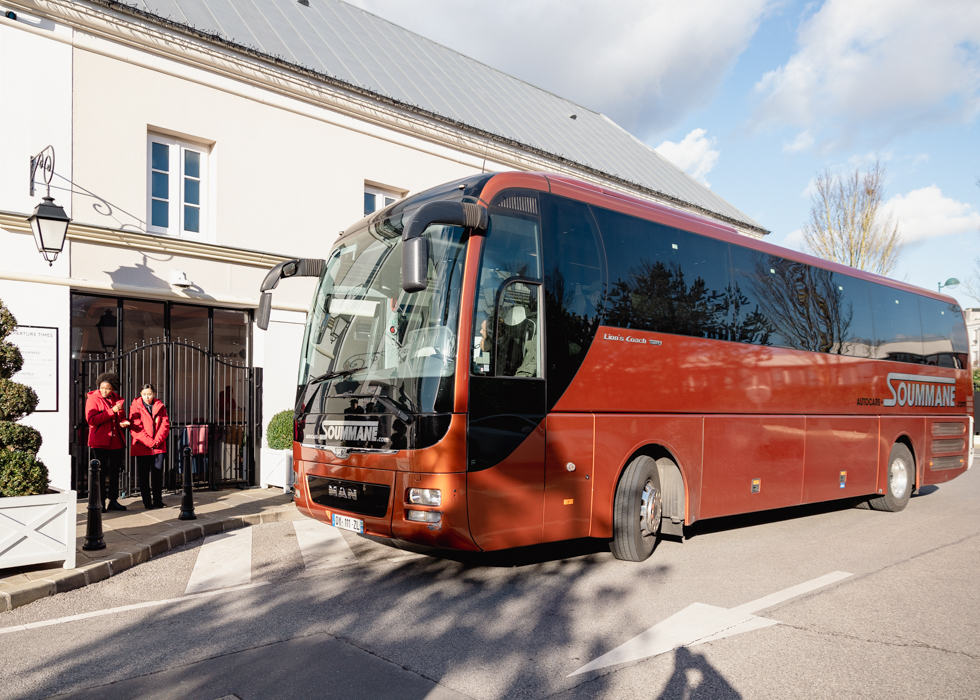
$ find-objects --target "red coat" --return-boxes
[85,390,126,449]
[129,398,170,456]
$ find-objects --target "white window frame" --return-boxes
[146,134,209,239]
[364,184,401,216]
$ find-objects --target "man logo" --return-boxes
[327,484,357,501]
[883,372,956,408]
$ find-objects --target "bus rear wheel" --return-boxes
[868,443,914,512]
[611,455,662,561]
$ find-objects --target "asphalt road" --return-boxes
[2,465,978,700]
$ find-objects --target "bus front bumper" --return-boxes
[293,459,479,551]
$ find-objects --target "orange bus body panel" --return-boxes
[465,420,546,551]
[592,415,704,538]
[802,416,879,503]
[543,414,595,542]
[700,415,806,519]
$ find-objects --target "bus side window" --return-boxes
[871,285,924,363]
[471,211,542,376]
[919,296,966,368]
[494,282,541,378]
[540,194,605,404]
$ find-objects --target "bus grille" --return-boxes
[932,422,966,436]
[307,476,391,518]
[932,439,965,453]
[931,456,965,470]
[497,195,539,215]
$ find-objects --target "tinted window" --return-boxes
[731,247,872,353]
[472,212,542,376]
[920,297,967,368]
[871,285,924,362]
[540,193,605,406]
[593,206,732,339]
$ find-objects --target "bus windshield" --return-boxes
[296,222,468,418]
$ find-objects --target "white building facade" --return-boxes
[0,0,764,495]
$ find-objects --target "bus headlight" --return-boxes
[408,488,442,506]
[406,510,442,523]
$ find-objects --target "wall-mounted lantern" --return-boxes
[95,308,118,354]
[28,145,71,266]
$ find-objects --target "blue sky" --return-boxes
[351,0,980,307]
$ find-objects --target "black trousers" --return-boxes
[136,454,165,506]
[91,447,124,505]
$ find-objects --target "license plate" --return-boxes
[332,513,364,534]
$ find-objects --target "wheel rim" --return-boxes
[639,480,662,538]
[889,457,909,499]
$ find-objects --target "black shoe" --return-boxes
[143,501,154,510]
[106,501,128,511]
[152,502,165,509]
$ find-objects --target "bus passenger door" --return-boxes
[543,414,594,542]
[467,280,547,550]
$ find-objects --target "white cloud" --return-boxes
[783,130,814,153]
[783,228,805,248]
[753,0,980,143]
[884,186,980,243]
[655,129,720,186]
[349,0,776,139]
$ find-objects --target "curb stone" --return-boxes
[0,506,298,613]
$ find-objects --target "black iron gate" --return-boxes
[70,338,255,498]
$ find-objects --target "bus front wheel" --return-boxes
[868,443,914,512]
[611,455,662,561]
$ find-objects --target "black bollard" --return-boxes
[82,459,106,551]
[178,446,196,521]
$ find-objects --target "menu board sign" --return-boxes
[8,326,59,412]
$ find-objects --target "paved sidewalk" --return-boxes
[0,488,301,612]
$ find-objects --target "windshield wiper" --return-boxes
[295,368,361,416]
[308,367,360,386]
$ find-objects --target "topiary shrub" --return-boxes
[0,451,48,498]
[267,409,294,450]
[0,299,48,497]
[0,422,42,454]
[973,368,980,392]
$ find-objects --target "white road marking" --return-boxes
[570,571,852,676]
[184,529,253,595]
[292,519,357,570]
[0,582,270,635]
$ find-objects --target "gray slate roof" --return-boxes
[118,0,764,232]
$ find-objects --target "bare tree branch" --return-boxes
[802,160,902,277]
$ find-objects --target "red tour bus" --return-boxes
[257,171,973,562]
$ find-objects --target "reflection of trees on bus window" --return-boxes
[540,193,605,406]
[734,247,854,354]
[594,207,734,340]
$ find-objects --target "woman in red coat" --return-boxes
[129,383,170,509]
[85,371,130,511]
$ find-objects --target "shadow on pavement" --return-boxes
[657,647,742,700]
[3,535,736,700]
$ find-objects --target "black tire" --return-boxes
[610,455,662,561]
[868,443,914,512]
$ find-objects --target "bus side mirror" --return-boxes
[401,200,487,293]
[257,258,325,331]
[402,237,429,293]
[257,292,273,331]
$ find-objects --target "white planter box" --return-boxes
[0,487,77,570]
[259,448,293,492]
